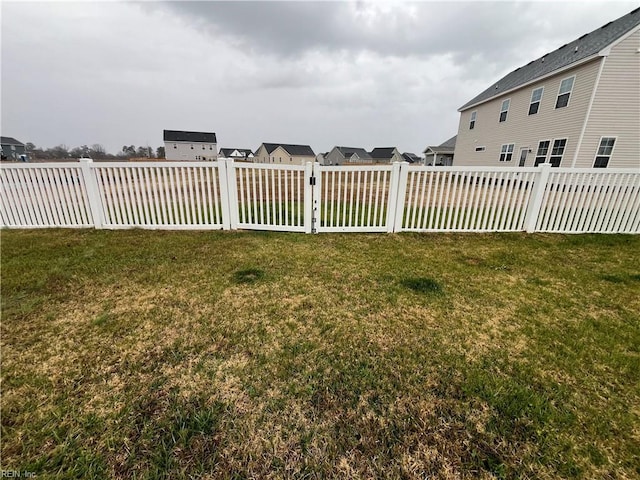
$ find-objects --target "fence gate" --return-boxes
[227,162,313,233]
[312,163,402,233]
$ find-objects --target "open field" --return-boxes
[1,230,639,479]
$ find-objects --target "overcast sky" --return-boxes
[2,1,637,155]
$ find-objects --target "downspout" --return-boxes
[572,55,607,167]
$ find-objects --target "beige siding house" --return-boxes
[254,143,316,165]
[164,130,217,161]
[454,8,640,169]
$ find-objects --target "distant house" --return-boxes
[163,130,217,161]
[254,143,316,165]
[424,136,456,166]
[1,136,26,161]
[219,148,254,161]
[325,146,374,165]
[369,147,403,164]
[454,8,640,168]
[402,152,422,164]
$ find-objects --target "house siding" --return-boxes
[577,29,640,168]
[1,142,26,160]
[325,147,347,165]
[454,59,601,167]
[165,141,217,161]
[254,145,314,165]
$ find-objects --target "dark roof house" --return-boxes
[163,130,217,143]
[335,146,372,160]
[368,147,403,164]
[261,143,315,156]
[1,136,27,161]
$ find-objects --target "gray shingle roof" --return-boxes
[459,7,640,111]
[402,153,421,163]
[1,136,24,146]
[336,146,372,159]
[164,130,217,143]
[370,147,397,159]
[262,143,315,156]
[424,135,457,154]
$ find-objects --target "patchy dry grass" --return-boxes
[1,229,639,479]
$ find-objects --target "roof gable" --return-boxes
[262,143,315,156]
[1,136,24,146]
[402,153,421,163]
[220,148,254,157]
[424,135,457,154]
[335,146,372,159]
[164,130,217,143]
[459,7,640,111]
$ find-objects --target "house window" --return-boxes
[470,111,477,129]
[594,137,616,168]
[499,99,510,122]
[534,140,550,166]
[556,76,574,109]
[499,144,514,162]
[549,139,567,167]
[475,146,486,152]
[529,87,544,115]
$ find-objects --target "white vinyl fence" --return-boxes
[397,167,539,232]
[1,160,638,234]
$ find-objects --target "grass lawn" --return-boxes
[1,229,639,479]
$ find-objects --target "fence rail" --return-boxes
[1,160,638,234]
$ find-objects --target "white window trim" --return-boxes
[529,87,544,115]
[535,139,551,165]
[499,99,510,122]
[593,135,617,168]
[499,143,515,162]
[549,137,569,167]
[555,75,575,109]
[469,111,477,129]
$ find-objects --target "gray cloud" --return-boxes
[2,1,638,156]
[154,2,631,67]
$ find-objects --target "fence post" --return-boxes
[392,162,410,233]
[221,158,237,230]
[304,162,314,234]
[216,159,230,230]
[311,162,321,234]
[79,159,104,229]
[524,163,552,233]
[386,161,408,233]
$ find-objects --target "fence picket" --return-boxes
[1,162,638,234]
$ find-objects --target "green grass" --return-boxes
[1,230,639,479]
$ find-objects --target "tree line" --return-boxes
[25,143,165,160]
